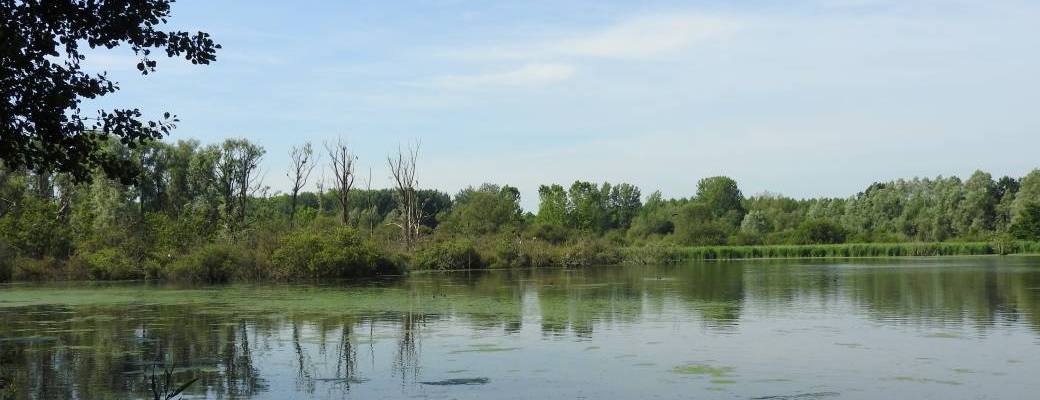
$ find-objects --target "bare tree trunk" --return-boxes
[387,142,424,248]
[287,143,316,228]
[316,174,326,216]
[326,139,356,226]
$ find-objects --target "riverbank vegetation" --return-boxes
[2,138,1040,282]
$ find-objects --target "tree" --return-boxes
[568,181,608,233]
[1011,169,1040,226]
[958,170,996,235]
[326,139,356,225]
[213,139,264,233]
[696,176,746,225]
[537,184,569,226]
[442,184,522,235]
[740,209,771,236]
[607,183,642,230]
[0,0,220,183]
[672,202,728,245]
[286,143,316,228]
[629,191,675,238]
[995,176,1019,231]
[388,143,423,248]
[1011,203,1040,240]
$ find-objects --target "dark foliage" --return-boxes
[0,0,219,183]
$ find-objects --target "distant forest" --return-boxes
[1,138,1039,282]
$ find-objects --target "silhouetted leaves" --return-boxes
[0,0,220,184]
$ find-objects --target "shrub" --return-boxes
[11,257,63,281]
[560,238,621,267]
[798,219,847,244]
[520,239,562,268]
[271,226,402,279]
[413,238,486,270]
[0,240,11,282]
[73,247,142,280]
[526,223,570,245]
[168,243,252,283]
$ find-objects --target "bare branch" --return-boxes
[326,138,357,225]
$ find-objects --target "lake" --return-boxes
[2,257,1039,399]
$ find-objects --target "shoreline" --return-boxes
[4,244,1038,284]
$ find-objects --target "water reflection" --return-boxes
[1,257,1039,399]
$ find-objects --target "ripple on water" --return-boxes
[419,377,490,386]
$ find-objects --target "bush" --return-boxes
[70,247,142,280]
[560,238,621,267]
[167,243,252,283]
[520,239,562,267]
[0,240,11,282]
[11,257,63,281]
[271,226,402,279]
[525,223,570,245]
[413,239,486,270]
[798,219,847,244]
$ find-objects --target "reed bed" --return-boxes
[620,241,1040,264]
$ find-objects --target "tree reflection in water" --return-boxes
[1,258,1039,399]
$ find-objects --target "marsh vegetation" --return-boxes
[2,138,1040,282]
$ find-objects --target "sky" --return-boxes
[84,0,1040,211]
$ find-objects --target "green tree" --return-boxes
[568,181,609,233]
[696,176,746,226]
[958,171,996,236]
[628,191,674,238]
[607,183,642,230]
[740,209,772,236]
[537,184,569,226]
[672,202,728,245]
[1,0,220,183]
[1011,169,1040,226]
[1011,203,1040,240]
[442,184,522,236]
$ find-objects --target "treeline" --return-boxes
[1,137,1039,282]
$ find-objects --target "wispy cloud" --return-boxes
[430,63,575,88]
[438,13,743,61]
[551,14,742,58]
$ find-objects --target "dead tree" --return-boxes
[387,143,424,248]
[326,139,357,225]
[316,173,326,215]
[286,142,316,228]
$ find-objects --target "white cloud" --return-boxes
[430,63,575,88]
[436,13,742,62]
[551,14,742,59]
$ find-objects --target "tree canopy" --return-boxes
[0,0,219,183]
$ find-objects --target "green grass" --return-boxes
[621,241,1040,264]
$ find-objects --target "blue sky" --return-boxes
[85,0,1040,210]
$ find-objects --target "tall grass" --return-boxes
[621,241,1040,264]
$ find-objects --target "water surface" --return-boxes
[2,257,1039,399]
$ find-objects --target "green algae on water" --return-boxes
[671,364,735,378]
